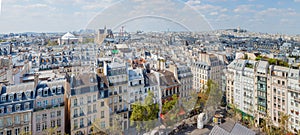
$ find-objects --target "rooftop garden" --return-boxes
[255,55,289,67]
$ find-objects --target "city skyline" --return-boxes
[0,0,299,34]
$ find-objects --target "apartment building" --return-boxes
[225,59,300,132]
[128,68,144,105]
[0,83,34,135]
[287,69,300,133]
[168,63,193,98]
[268,65,289,127]
[107,62,129,131]
[191,52,224,92]
[69,73,103,135]
[32,79,66,135]
[226,59,257,117]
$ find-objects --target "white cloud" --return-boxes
[294,0,300,2]
[233,5,256,13]
[185,0,201,6]
[210,12,218,16]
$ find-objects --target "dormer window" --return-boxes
[52,86,56,94]
[25,91,31,99]
[24,102,30,110]
[38,89,43,96]
[17,93,22,100]
[1,95,6,102]
[57,86,62,94]
[44,87,49,96]
[15,104,21,111]
[7,105,12,113]
[8,94,14,101]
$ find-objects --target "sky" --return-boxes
[0,0,299,34]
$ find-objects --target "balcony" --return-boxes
[34,103,64,112]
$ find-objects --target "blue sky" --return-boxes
[0,0,299,34]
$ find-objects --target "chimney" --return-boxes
[34,73,39,88]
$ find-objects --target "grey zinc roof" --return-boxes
[231,123,256,135]
[209,125,230,135]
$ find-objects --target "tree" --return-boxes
[130,91,159,133]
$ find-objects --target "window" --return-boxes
[37,101,41,107]
[24,102,30,110]
[101,121,105,128]
[44,89,48,96]
[7,105,12,113]
[57,119,61,127]
[25,91,31,99]
[74,109,78,117]
[24,113,29,122]
[52,87,56,94]
[88,105,91,114]
[57,110,61,117]
[14,115,20,124]
[8,94,14,101]
[88,96,91,103]
[24,126,29,133]
[43,100,48,107]
[42,122,47,130]
[93,104,96,112]
[80,118,84,128]
[36,115,41,122]
[101,101,104,107]
[119,86,122,94]
[80,97,84,105]
[74,99,78,106]
[6,130,11,135]
[1,95,6,102]
[51,99,56,106]
[51,112,55,118]
[15,104,21,111]
[93,95,96,102]
[42,113,47,120]
[57,86,62,94]
[17,93,22,100]
[38,89,42,96]
[57,98,62,104]
[15,128,20,135]
[101,111,104,118]
[6,117,12,126]
[51,120,56,128]
[57,131,61,135]
[80,108,84,116]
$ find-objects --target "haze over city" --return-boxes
[0,0,299,34]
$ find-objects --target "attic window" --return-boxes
[38,89,43,96]
[57,86,62,94]
[7,105,12,113]
[8,94,14,101]
[52,87,56,94]
[17,93,22,100]
[44,88,49,96]
[1,95,6,102]
[15,104,21,111]
[25,91,31,98]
